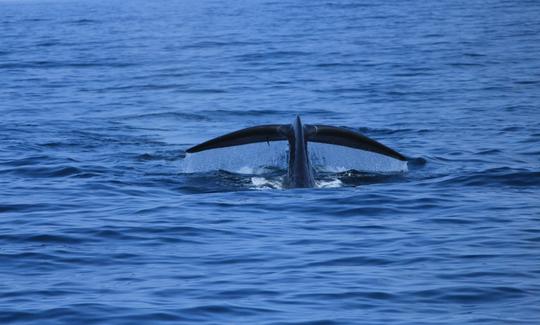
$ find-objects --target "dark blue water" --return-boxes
[1,0,540,323]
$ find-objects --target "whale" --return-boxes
[186,116,406,188]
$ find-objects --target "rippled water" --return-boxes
[1,0,540,324]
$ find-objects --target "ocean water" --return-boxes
[1,0,540,324]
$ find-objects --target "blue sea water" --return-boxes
[1,0,540,323]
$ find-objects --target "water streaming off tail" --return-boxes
[309,142,408,173]
[181,141,288,174]
[181,141,407,176]
[181,140,407,190]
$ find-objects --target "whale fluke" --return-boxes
[186,116,407,188]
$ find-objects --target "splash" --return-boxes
[250,176,284,190]
[316,178,344,188]
[250,176,344,189]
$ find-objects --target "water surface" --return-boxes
[1,0,540,324]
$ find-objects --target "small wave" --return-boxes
[35,41,62,47]
[0,166,83,178]
[463,52,486,57]
[179,304,277,316]
[26,234,83,244]
[410,286,528,303]
[1,155,63,167]
[314,62,358,68]
[355,127,430,136]
[175,88,227,94]
[121,111,208,122]
[101,84,223,93]
[441,168,540,187]
[293,290,394,301]
[392,71,434,77]
[68,19,99,25]
[314,87,366,94]
[476,149,502,155]
[20,18,50,23]
[0,233,84,244]
[307,256,392,267]
[234,51,311,62]
[425,217,478,225]
[0,203,53,213]
[136,150,186,161]
[514,80,540,85]
[181,40,259,49]
[326,2,377,9]
[0,61,135,70]
[199,109,293,118]
[448,62,485,67]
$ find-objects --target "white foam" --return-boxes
[250,177,283,190]
[316,178,344,188]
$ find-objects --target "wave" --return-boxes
[440,168,540,187]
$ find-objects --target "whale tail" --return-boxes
[186,122,406,161]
